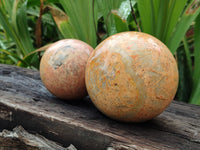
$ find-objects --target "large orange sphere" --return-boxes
[85,32,178,122]
[40,39,93,100]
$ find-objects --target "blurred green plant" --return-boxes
[55,0,98,48]
[0,0,37,68]
[97,0,138,37]
[137,0,200,54]
[189,14,200,105]
[0,24,16,65]
[0,0,59,68]
[136,0,200,104]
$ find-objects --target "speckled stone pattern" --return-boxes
[40,39,93,100]
[85,31,179,122]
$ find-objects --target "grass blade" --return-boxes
[167,0,200,54]
[59,0,98,48]
[17,43,53,68]
[190,13,200,104]
[163,0,188,44]
[176,46,193,102]
[16,0,34,54]
[137,0,153,34]
[193,13,200,88]
[0,48,28,65]
[0,0,34,56]
[182,36,193,77]
[0,4,24,55]
[44,5,78,39]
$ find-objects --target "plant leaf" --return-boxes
[190,13,200,105]
[167,0,200,54]
[27,7,54,25]
[118,0,137,21]
[193,13,200,88]
[0,2,24,55]
[0,0,34,56]
[44,5,78,39]
[16,0,34,54]
[163,0,188,44]
[97,0,124,36]
[17,43,53,68]
[0,48,28,65]
[112,10,129,33]
[176,47,193,103]
[17,53,39,69]
[182,36,193,78]
[137,0,154,34]
[59,0,98,48]
[190,81,200,105]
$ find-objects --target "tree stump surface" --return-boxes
[0,64,200,150]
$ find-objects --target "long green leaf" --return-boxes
[190,13,200,104]
[0,48,28,65]
[163,0,188,44]
[176,46,193,103]
[193,13,200,88]
[16,0,34,54]
[182,36,193,78]
[155,1,170,40]
[167,0,200,54]
[0,2,24,55]
[0,0,34,56]
[44,5,78,39]
[59,0,98,48]
[137,0,195,54]
[2,0,14,18]
[17,43,53,68]
[17,53,39,69]
[137,0,153,34]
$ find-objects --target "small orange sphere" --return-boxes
[85,32,178,122]
[40,39,93,100]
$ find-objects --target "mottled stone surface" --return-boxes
[40,39,93,100]
[86,32,178,122]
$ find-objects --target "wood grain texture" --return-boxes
[0,126,76,150]
[0,64,200,150]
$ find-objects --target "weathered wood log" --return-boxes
[0,125,76,150]
[0,64,200,150]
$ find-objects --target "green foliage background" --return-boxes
[0,0,200,105]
